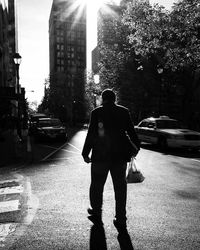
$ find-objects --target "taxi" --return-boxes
[135,116,200,150]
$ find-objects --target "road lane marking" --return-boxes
[41,141,69,161]
[38,144,80,154]
[41,155,81,162]
[190,158,200,163]
[41,141,81,161]
[67,142,81,152]
[61,150,80,154]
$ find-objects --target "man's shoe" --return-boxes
[113,219,127,232]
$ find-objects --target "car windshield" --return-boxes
[38,119,61,127]
[156,120,180,129]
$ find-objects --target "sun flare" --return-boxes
[81,0,106,10]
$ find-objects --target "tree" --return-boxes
[119,0,200,127]
[38,78,50,114]
[165,0,200,125]
[85,70,102,115]
[98,2,165,121]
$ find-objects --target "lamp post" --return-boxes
[13,52,22,137]
[13,52,22,94]
[157,66,164,115]
[93,74,100,107]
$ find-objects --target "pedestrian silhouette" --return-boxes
[82,89,140,229]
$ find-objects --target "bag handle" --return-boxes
[129,157,138,172]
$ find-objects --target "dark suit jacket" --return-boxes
[82,103,140,162]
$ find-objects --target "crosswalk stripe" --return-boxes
[0,200,20,213]
[0,185,23,195]
[0,183,23,214]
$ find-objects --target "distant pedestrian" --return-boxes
[82,89,140,230]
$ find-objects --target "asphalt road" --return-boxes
[0,128,200,250]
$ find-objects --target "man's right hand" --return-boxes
[83,156,91,163]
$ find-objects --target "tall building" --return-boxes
[0,0,28,161]
[49,0,87,123]
[97,3,121,47]
[7,0,16,85]
[0,0,16,113]
[91,2,121,83]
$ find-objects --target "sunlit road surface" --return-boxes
[0,129,200,249]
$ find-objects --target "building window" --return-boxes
[56,36,64,43]
[57,65,64,72]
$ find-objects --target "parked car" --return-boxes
[29,113,48,133]
[135,116,200,150]
[32,118,67,141]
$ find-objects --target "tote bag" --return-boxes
[126,158,145,183]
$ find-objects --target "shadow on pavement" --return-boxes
[89,224,134,250]
[89,224,107,250]
[116,228,134,250]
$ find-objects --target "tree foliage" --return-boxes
[98,0,200,127]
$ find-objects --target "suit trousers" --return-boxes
[90,161,127,223]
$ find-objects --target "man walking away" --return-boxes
[82,89,140,230]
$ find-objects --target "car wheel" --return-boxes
[158,136,168,150]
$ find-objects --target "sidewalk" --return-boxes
[0,172,32,248]
[0,126,84,168]
[0,130,32,169]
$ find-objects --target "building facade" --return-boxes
[0,0,28,162]
[0,0,16,88]
[49,0,87,123]
[0,0,17,126]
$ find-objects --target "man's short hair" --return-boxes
[102,89,116,103]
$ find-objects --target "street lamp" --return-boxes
[13,52,22,137]
[93,74,100,108]
[94,74,99,84]
[157,66,164,115]
[13,52,22,94]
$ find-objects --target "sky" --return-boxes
[17,0,176,105]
